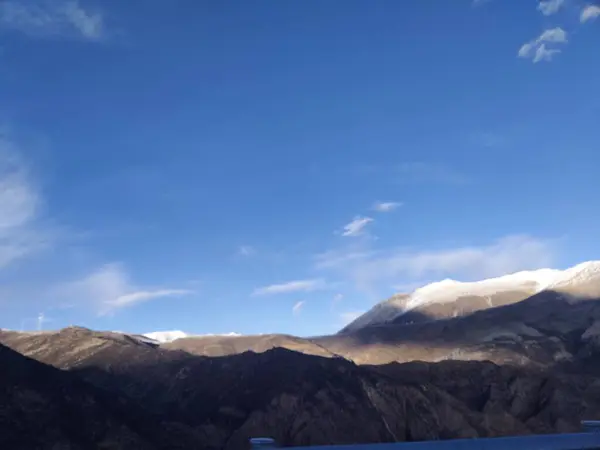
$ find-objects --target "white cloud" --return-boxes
[518,42,535,58]
[0,132,50,269]
[316,234,555,295]
[253,279,326,296]
[538,0,565,15]
[518,27,567,63]
[0,0,105,41]
[333,293,343,303]
[56,263,193,315]
[533,43,561,63]
[581,5,600,22]
[372,201,402,213]
[341,216,373,237]
[538,28,568,43]
[292,300,305,315]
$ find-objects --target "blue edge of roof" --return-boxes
[250,422,600,449]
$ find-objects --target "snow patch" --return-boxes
[143,330,189,343]
[142,330,241,343]
[547,261,600,289]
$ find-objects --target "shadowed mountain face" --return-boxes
[0,341,202,450]
[314,290,600,366]
[5,327,600,448]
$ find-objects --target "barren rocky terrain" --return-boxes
[160,289,600,368]
[4,265,600,448]
[3,326,600,449]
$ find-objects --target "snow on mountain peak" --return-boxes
[547,261,600,289]
[143,330,189,343]
[142,330,242,344]
[342,261,600,333]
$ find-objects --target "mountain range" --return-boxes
[3,261,600,448]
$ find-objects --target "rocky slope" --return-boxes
[163,332,336,358]
[4,327,600,448]
[0,341,200,450]
[313,289,600,366]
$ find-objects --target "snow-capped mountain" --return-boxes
[342,261,600,333]
[143,330,241,344]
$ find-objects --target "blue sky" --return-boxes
[0,0,599,337]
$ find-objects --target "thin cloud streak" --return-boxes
[55,263,193,315]
[253,279,326,296]
[107,289,193,309]
[292,300,305,316]
[341,216,373,237]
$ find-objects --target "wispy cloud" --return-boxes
[518,27,568,63]
[581,5,600,22]
[107,289,192,309]
[316,234,555,295]
[538,0,565,15]
[55,263,193,315]
[292,300,305,316]
[0,131,51,269]
[341,216,373,237]
[372,201,402,213]
[237,245,256,257]
[253,279,326,296]
[0,0,105,41]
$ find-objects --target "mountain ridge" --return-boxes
[5,328,600,447]
[341,261,600,333]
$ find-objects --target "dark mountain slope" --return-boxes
[4,327,600,448]
[0,342,154,450]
